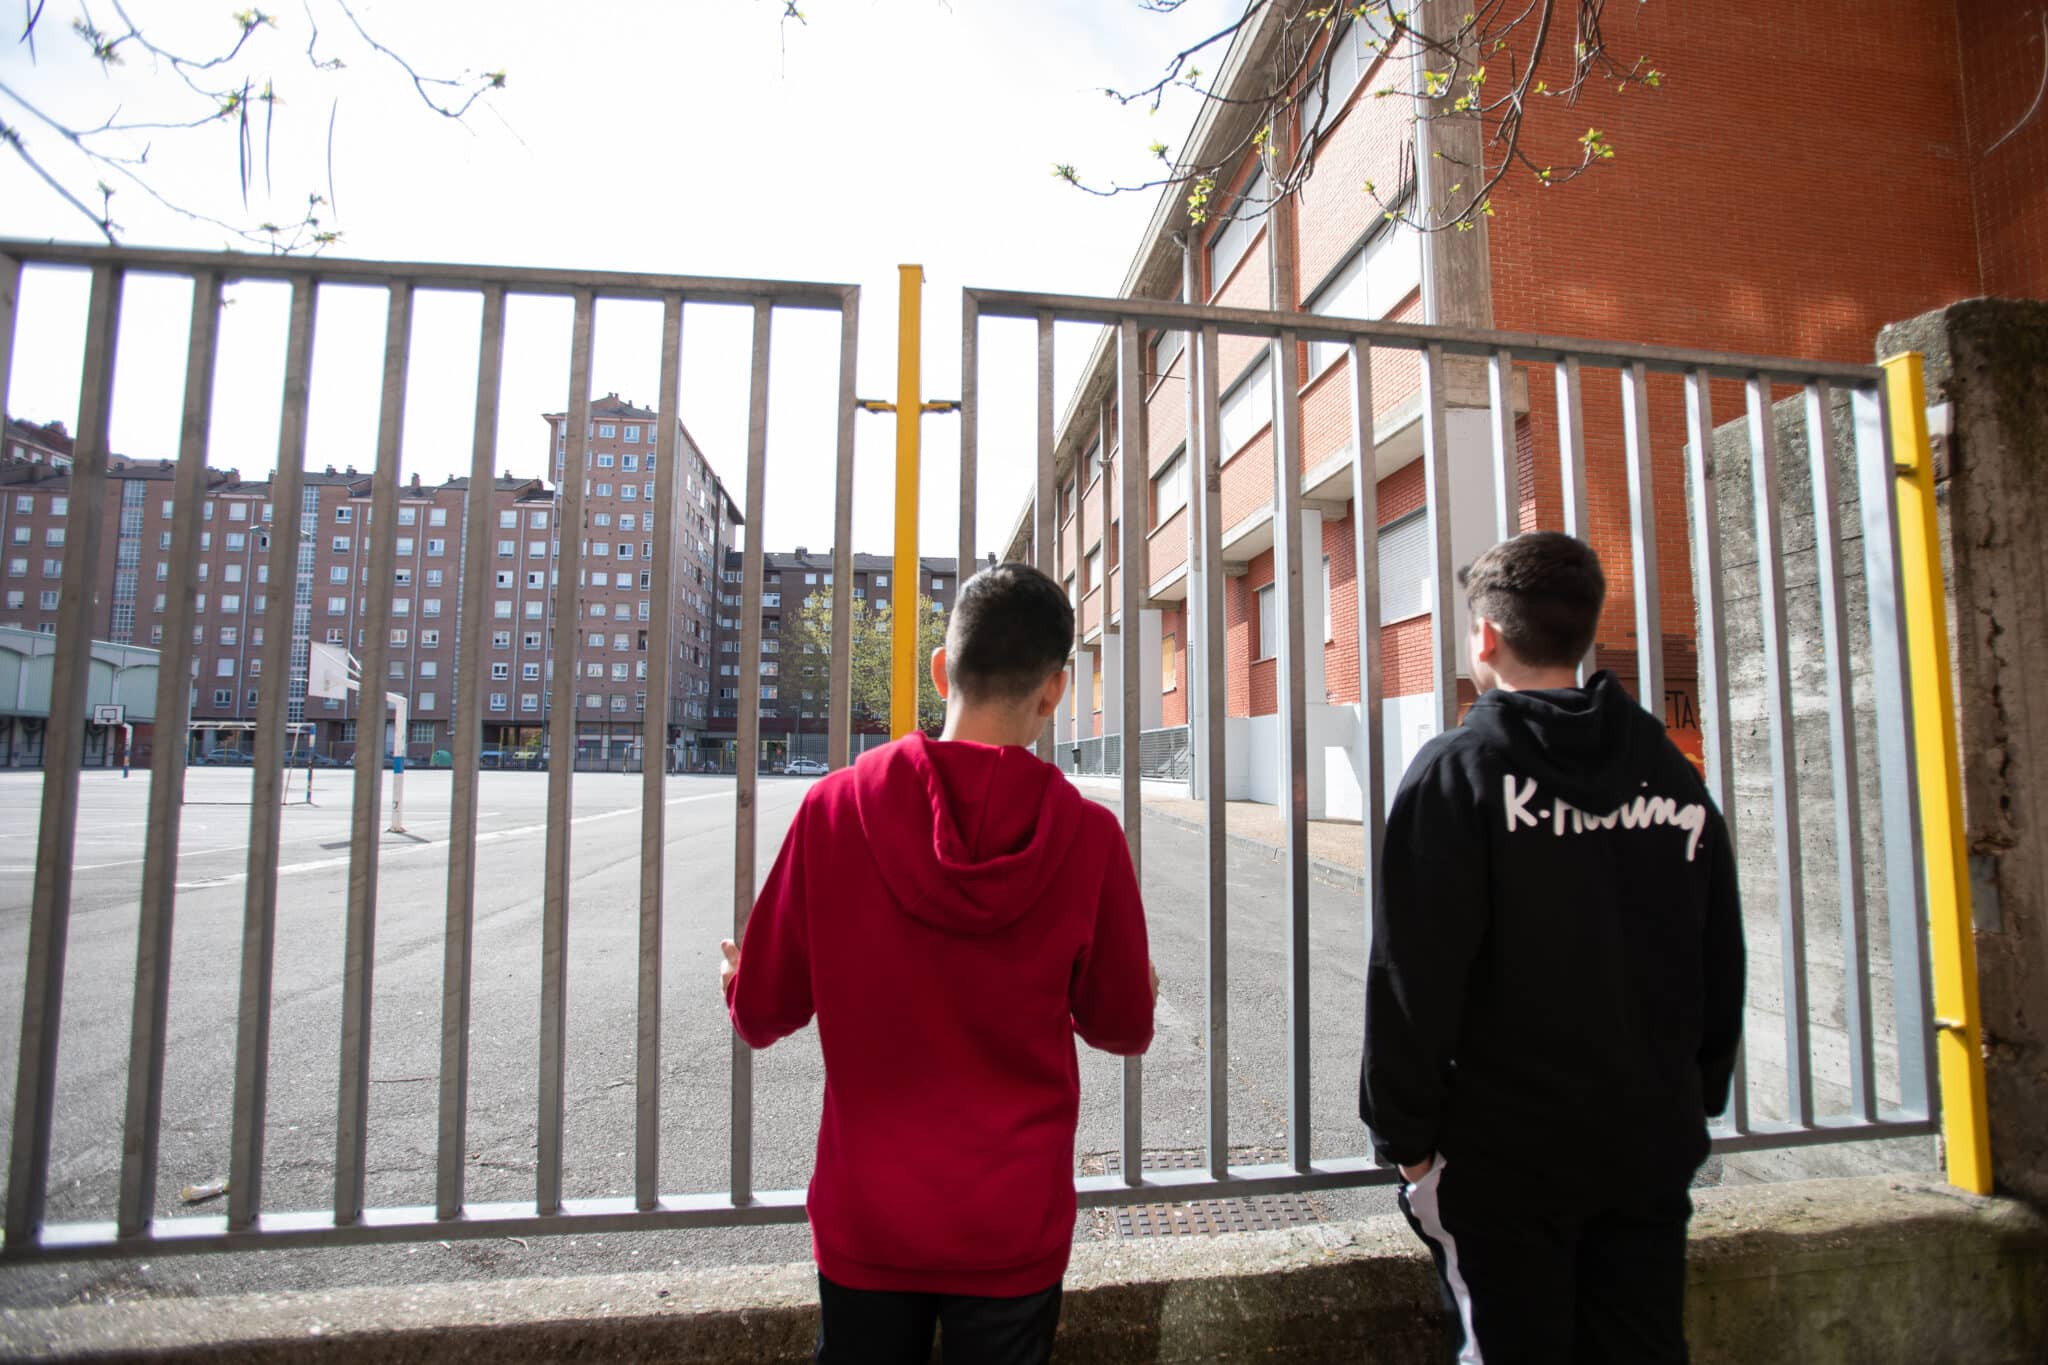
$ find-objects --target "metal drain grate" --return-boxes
[1079,1147,1326,1240]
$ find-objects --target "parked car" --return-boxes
[479,748,506,768]
[785,758,829,777]
[201,749,252,766]
[292,751,340,767]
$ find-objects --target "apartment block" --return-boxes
[705,548,959,766]
[3,389,742,768]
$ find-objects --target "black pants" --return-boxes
[1397,1156,1692,1364]
[815,1272,1062,1365]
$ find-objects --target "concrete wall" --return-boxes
[5,1177,2039,1363]
[1699,381,1932,1180]
[1878,300,2048,1206]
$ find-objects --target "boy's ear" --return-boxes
[1472,615,1503,667]
[930,646,950,701]
[1037,666,1068,719]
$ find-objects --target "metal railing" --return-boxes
[1056,727,1189,782]
[0,239,1939,1264]
[969,279,1938,1198]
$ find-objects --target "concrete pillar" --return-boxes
[1300,508,1328,819]
[1138,608,1164,733]
[1880,300,2048,1204]
[1055,660,1074,748]
[1100,629,1123,744]
[1073,648,1095,742]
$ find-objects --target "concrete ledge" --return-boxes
[2,1176,2042,1362]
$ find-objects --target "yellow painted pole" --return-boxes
[891,266,924,740]
[1884,350,1992,1196]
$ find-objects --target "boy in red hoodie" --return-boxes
[721,562,1156,1365]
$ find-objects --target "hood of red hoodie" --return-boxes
[851,731,1082,937]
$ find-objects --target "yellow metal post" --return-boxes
[1884,350,1993,1195]
[891,266,924,740]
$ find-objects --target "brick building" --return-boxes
[3,388,742,768]
[705,548,960,768]
[4,416,73,469]
[1001,0,2048,812]
[540,393,741,766]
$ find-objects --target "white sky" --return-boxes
[1,0,1241,559]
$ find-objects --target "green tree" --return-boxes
[785,590,947,736]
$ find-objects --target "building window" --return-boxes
[426,538,445,556]
[1162,633,1177,692]
[1257,583,1276,660]
[521,692,539,711]
[1219,354,1273,458]
[491,662,509,680]
[1150,316,1184,383]
[597,424,616,438]
[429,507,447,527]
[623,425,640,443]
[1207,165,1270,292]
[213,689,232,707]
[1323,555,1334,642]
[1084,545,1102,595]
[597,453,615,468]
[1378,510,1431,625]
[1151,449,1188,526]
[335,506,352,523]
[1307,220,1422,376]
[398,507,417,527]
[489,692,508,712]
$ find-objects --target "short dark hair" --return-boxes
[1456,532,1606,668]
[945,562,1075,704]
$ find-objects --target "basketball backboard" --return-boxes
[306,642,356,700]
[92,703,125,726]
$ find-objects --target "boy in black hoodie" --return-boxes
[1360,532,1744,1363]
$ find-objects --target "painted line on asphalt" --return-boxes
[172,791,736,890]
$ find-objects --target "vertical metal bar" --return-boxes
[1804,383,1876,1123]
[828,291,858,772]
[225,277,312,1230]
[637,294,684,1210]
[1850,381,1934,1121]
[117,272,221,1239]
[1882,354,1988,1189]
[538,290,594,1215]
[889,267,923,740]
[1684,370,1747,1135]
[1745,375,1812,1130]
[1420,344,1457,734]
[1196,322,1228,1180]
[1178,249,1202,799]
[1114,319,1147,1185]
[959,292,979,584]
[731,299,773,1206]
[1349,341,1386,1059]
[0,252,18,441]
[6,262,120,1248]
[1488,348,1517,542]
[1034,312,1056,763]
[336,282,413,1223]
[1556,357,1588,539]
[1271,330,1312,1173]
[437,285,504,1220]
[1622,361,1664,710]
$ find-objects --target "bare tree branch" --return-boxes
[6,0,503,251]
[1064,0,1664,235]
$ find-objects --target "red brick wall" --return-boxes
[1488,0,1984,673]
[1958,0,2048,299]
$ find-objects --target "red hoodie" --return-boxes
[725,731,1154,1296]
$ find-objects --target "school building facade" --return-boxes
[1001,0,2048,812]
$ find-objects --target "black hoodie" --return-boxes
[1359,672,1744,1203]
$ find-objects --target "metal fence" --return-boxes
[1057,726,1189,783]
[0,239,1936,1263]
